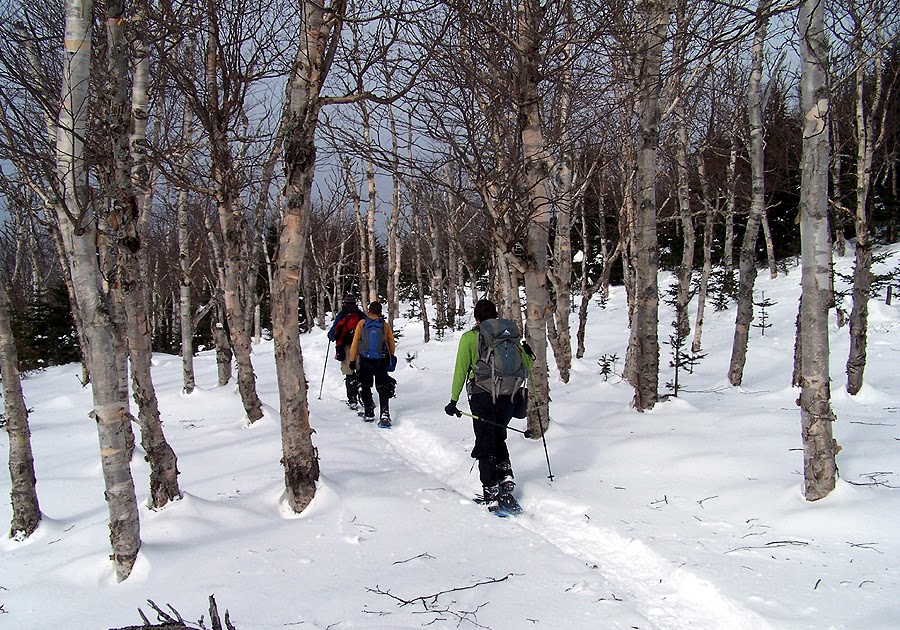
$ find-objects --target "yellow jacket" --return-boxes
[349,315,396,361]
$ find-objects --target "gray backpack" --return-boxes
[470,318,527,398]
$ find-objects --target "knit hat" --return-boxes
[342,294,357,306]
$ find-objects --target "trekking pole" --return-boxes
[318,340,331,400]
[458,410,528,435]
[528,415,554,482]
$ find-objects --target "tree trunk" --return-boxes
[177,95,196,394]
[846,15,887,395]
[205,13,263,424]
[360,101,379,303]
[107,1,181,508]
[628,0,671,411]
[798,0,837,501]
[0,279,41,539]
[692,153,716,353]
[728,0,768,387]
[517,0,553,436]
[56,0,140,580]
[761,209,778,278]
[724,125,738,292]
[412,188,431,342]
[548,30,575,383]
[675,102,695,340]
[387,99,402,325]
[273,0,344,512]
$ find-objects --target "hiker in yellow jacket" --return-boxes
[349,301,396,427]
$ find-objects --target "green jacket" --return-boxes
[450,325,533,402]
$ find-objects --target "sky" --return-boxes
[1,244,898,630]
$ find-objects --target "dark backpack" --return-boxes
[359,317,387,360]
[471,318,527,398]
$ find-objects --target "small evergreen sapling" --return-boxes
[598,353,618,381]
[753,291,776,337]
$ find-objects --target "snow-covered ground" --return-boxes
[2,245,898,629]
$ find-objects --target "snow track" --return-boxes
[379,417,773,630]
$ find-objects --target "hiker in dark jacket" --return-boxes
[328,294,366,410]
[444,299,532,511]
[349,301,396,426]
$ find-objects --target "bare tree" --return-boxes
[105,0,181,509]
[728,0,770,387]
[797,0,837,501]
[844,0,894,395]
[0,276,41,539]
[624,0,673,411]
[56,0,141,580]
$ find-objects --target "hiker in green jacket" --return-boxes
[444,299,532,510]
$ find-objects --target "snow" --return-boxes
[2,246,899,630]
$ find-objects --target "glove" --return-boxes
[348,360,357,371]
[444,400,461,417]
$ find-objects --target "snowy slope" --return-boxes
[1,246,898,629]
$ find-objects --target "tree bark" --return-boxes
[273,0,345,512]
[107,0,181,508]
[692,152,716,353]
[177,89,196,394]
[0,279,41,539]
[56,0,140,580]
[798,0,837,501]
[517,0,553,436]
[627,0,671,411]
[204,10,263,424]
[846,7,887,395]
[728,0,768,387]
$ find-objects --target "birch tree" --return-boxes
[56,0,141,580]
[105,0,181,508]
[0,277,41,539]
[625,0,672,411]
[150,0,277,424]
[728,0,770,387]
[274,0,349,511]
[798,0,837,501]
[844,0,893,395]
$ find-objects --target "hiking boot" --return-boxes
[481,484,500,506]
[497,461,515,493]
[347,400,359,411]
[377,411,392,428]
[363,406,376,422]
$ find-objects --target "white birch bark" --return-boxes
[627,0,671,411]
[798,0,837,501]
[177,88,196,394]
[274,0,346,512]
[204,13,263,424]
[517,0,553,435]
[56,0,140,580]
[107,0,181,508]
[386,98,402,325]
[360,101,379,303]
[846,1,888,395]
[674,101,695,340]
[1,278,41,539]
[728,0,769,387]
[692,152,716,353]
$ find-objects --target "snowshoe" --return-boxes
[497,492,523,516]
[377,411,392,428]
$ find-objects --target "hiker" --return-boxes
[328,294,366,410]
[444,299,532,512]
[349,301,396,427]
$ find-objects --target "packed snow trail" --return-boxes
[376,413,774,630]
